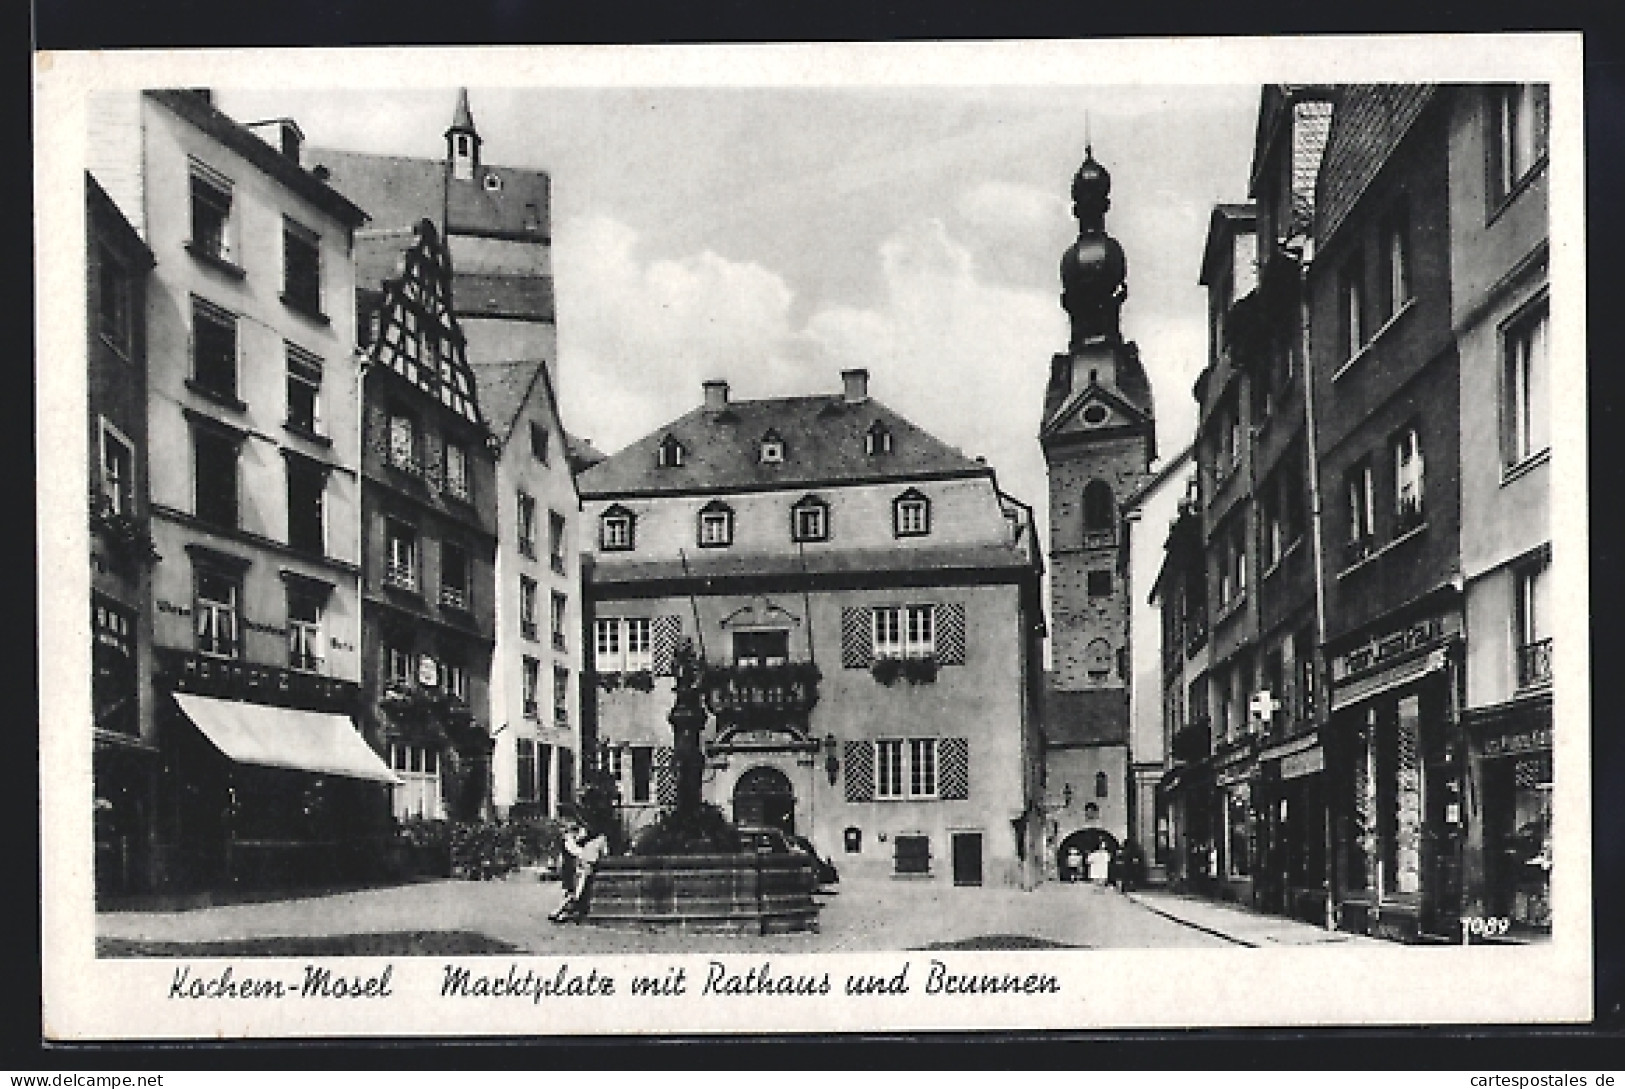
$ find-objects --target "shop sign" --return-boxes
[1280,745,1324,780]
[1333,612,1462,682]
[1215,762,1254,788]
[1483,726,1552,758]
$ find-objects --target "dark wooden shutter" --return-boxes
[894,834,931,874]
[843,741,874,802]
[651,615,682,674]
[936,603,966,665]
[939,737,969,799]
[841,607,873,668]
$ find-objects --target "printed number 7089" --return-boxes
[1460,916,1511,939]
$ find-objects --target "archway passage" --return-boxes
[1057,828,1120,883]
[732,765,795,836]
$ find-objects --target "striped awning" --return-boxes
[1330,649,1448,714]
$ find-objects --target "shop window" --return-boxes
[1226,787,1251,878]
[282,217,323,316]
[92,596,138,736]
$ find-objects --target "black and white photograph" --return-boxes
[35,37,1590,1037]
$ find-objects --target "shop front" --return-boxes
[1212,747,1258,906]
[1160,760,1216,895]
[1326,610,1465,942]
[1255,732,1330,925]
[1462,698,1552,935]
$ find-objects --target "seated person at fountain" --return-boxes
[550,821,609,923]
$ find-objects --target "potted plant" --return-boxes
[870,656,903,686]
[902,654,940,684]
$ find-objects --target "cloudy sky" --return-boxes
[218,80,1259,532]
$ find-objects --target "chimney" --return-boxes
[841,368,869,404]
[278,120,304,165]
[188,89,214,107]
[703,379,730,413]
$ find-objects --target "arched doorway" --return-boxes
[733,765,795,835]
[1057,828,1120,883]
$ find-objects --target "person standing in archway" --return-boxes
[1086,842,1112,885]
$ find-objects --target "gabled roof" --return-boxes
[1197,203,1257,287]
[1122,443,1194,512]
[1040,379,1153,442]
[578,393,991,499]
[146,91,367,229]
[1315,84,1438,249]
[468,359,558,447]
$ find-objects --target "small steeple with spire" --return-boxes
[446,88,481,182]
[1059,143,1128,351]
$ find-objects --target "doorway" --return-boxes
[951,832,983,886]
[1057,828,1119,883]
[732,765,795,835]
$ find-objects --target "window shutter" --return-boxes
[843,741,874,802]
[654,746,677,806]
[651,615,682,675]
[939,737,969,800]
[841,607,873,668]
[936,603,966,665]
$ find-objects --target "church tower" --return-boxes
[1040,146,1157,878]
[446,87,482,183]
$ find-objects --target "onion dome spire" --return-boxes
[1059,143,1128,350]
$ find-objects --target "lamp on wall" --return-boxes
[823,733,840,786]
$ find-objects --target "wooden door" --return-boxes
[951,832,983,886]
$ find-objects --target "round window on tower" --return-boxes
[1082,403,1109,426]
[483,172,503,191]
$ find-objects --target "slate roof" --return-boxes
[590,542,1034,588]
[1314,84,1438,249]
[1197,204,1257,287]
[469,359,550,445]
[308,146,552,244]
[1040,340,1155,430]
[566,433,608,473]
[454,272,555,322]
[1043,686,1129,748]
[146,91,367,229]
[577,393,991,499]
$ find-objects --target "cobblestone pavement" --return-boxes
[98,876,1243,955]
[1123,890,1386,947]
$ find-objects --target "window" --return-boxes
[1227,404,1243,473]
[600,507,635,551]
[1260,482,1282,570]
[1504,302,1550,467]
[657,434,684,468]
[874,605,934,659]
[553,666,570,726]
[1082,480,1116,544]
[384,518,418,591]
[189,165,234,264]
[517,493,536,558]
[791,496,829,543]
[97,244,132,355]
[1095,770,1109,799]
[191,298,238,401]
[594,618,622,672]
[530,422,550,464]
[876,739,939,799]
[1341,256,1365,360]
[551,591,568,651]
[390,742,442,821]
[286,457,326,555]
[1380,208,1410,323]
[287,588,324,672]
[759,431,785,464]
[1346,459,1375,561]
[1232,519,1248,599]
[698,502,734,548]
[517,738,537,803]
[195,569,240,659]
[1393,426,1425,533]
[631,747,653,804]
[192,426,239,529]
[1516,552,1552,688]
[548,511,567,574]
[1088,570,1115,598]
[522,656,540,718]
[1294,628,1317,724]
[866,420,893,456]
[1490,84,1550,203]
[893,490,930,538]
[519,577,538,640]
[286,345,323,435]
[384,643,413,686]
[388,412,418,474]
[443,442,470,502]
[98,423,134,517]
[92,597,138,735]
[282,218,322,315]
[440,542,470,611]
[893,834,931,874]
[733,630,790,669]
[443,658,469,701]
[625,618,652,672]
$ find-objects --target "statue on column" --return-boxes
[667,637,707,821]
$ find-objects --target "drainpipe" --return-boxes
[1293,240,1337,931]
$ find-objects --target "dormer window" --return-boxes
[866,420,894,456]
[893,489,931,538]
[658,434,685,468]
[759,430,785,464]
[600,505,636,552]
[791,495,830,543]
[698,501,734,548]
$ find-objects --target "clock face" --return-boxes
[1082,403,1110,426]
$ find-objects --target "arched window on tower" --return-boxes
[1083,479,1116,547]
[1085,638,1113,681]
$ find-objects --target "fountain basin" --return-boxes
[586,852,820,934]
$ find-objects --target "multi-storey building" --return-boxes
[1308,85,1466,942]
[88,173,158,897]
[579,369,1046,887]
[359,219,500,822]
[1149,487,1208,888]
[313,89,556,373]
[1039,148,1155,881]
[472,358,581,819]
[1448,83,1552,934]
[88,90,392,892]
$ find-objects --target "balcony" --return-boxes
[702,661,822,725]
[383,562,417,592]
[1518,638,1553,689]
